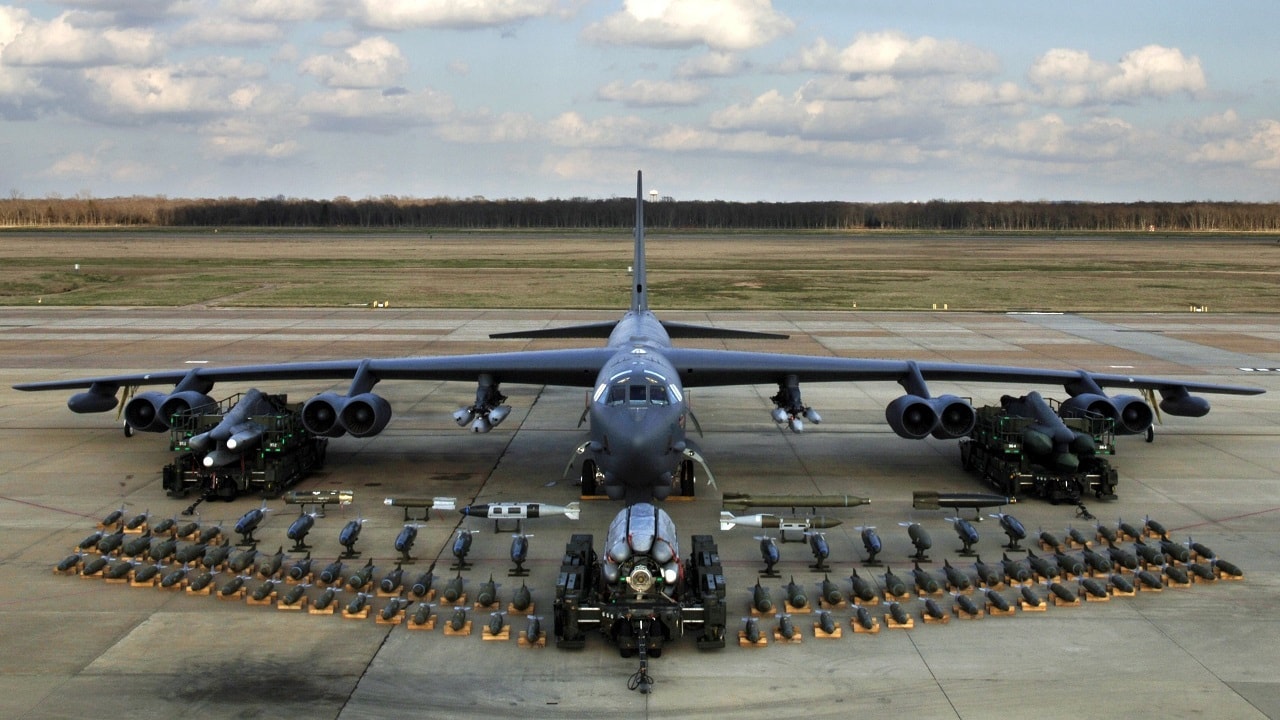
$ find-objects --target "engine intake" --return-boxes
[1060,393,1153,435]
[302,392,348,437]
[886,395,938,439]
[340,392,392,437]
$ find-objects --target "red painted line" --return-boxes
[1173,506,1280,532]
[0,494,99,520]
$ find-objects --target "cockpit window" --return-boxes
[603,372,673,407]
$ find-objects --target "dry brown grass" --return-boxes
[2,229,1278,312]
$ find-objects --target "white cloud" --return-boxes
[297,86,455,132]
[172,17,284,46]
[300,36,407,89]
[792,32,999,77]
[1190,119,1280,170]
[224,0,339,22]
[436,109,536,143]
[2,12,162,67]
[1029,45,1205,106]
[1103,45,1205,99]
[983,114,1133,162]
[584,0,793,51]
[675,51,747,78]
[354,0,563,30]
[545,111,650,147]
[597,79,708,107]
[82,62,261,117]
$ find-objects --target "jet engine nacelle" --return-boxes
[123,390,213,433]
[340,392,392,437]
[886,395,937,439]
[1060,393,1153,435]
[68,385,119,414]
[929,395,976,440]
[302,392,348,437]
[886,394,974,440]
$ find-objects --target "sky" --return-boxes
[2,1,1280,203]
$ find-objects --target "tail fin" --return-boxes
[632,170,647,313]
[563,502,580,521]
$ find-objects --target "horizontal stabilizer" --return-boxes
[490,320,787,340]
[490,321,618,339]
[660,321,788,340]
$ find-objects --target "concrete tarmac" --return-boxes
[2,308,1278,719]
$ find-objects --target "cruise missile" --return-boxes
[912,491,1015,513]
[722,493,869,511]
[719,512,842,532]
[188,389,272,460]
[458,501,579,521]
[383,496,457,511]
[285,489,354,506]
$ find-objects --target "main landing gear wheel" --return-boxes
[581,459,599,497]
[678,459,696,497]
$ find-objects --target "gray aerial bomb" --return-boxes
[339,518,365,559]
[1160,538,1190,564]
[286,511,316,551]
[442,573,465,603]
[820,575,843,606]
[288,553,314,581]
[82,555,109,577]
[227,548,258,574]
[410,603,434,627]
[233,501,270,546]
[121,532,153,557]
[858,526,882,565]
[942,560,972,592]
[912,563,940,594]
[1047,581,1078,604]
[280,583,309,606]
[346,592,370,615]
[56,553,81,572]
[991,512,1027,550]
[882,566,908,597]
[776,614,797,641]
[1079,576,1109,598]
[346,559,376,590]
[312,587,338,610]
[923,598,947,620]
[752,580,773,614]
[380,564,405,594]
[722,492,869,511]
[101,505,125,528]
[1135,569,1164,590]
[1105,543,1138,571]
[757,535,780,578]
[382,598,410,622]
[219,575,247,596]
[410,566,435,598]
[1053,549,1085,577]
[973,556,1002,587]
[947,516,979,555]
[486,611,506,636]
[1109,573,1135,594]
[148,536,178,561]
[476,575,499,607]
[784,576,807,609]
[1038,528,1062,551]
[104,559,134,580]
[742,616,762,644]
[318,559,344,585]
[900,522,931,562]
[187,570,215,592]
[887,601,910,625]
[160,565,189,588]
[953,592,981,616]
[257,546,286,578]
[850,605,874,631]
[251,579,277,601]
[983,588,1011,612]
[819,604,839,632]
[1025,550,1059,580]
[1066,526,1091,547]
[847,569,876,603]
[806,532,831,571]
[78,530,105,550]
[1133,540,1164,566]
[173,542,206,565]
[449,607,468,632]
[511,581,534,612]
[1117,518,1142,541]
[1000,553,1031,584]
[1019,585,1043,608]
[1081,547,1112,573]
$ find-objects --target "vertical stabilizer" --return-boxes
[632,170,647,313]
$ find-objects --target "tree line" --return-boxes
[2,194,1280,231]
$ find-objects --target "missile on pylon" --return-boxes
[719,512,842,532]
[721,493,869,511]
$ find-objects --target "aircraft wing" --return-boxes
[11,348,619,393]
[661,348,1264,396]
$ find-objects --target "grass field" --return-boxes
[1,229,1278,312]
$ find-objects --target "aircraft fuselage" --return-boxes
[587,310,688,503]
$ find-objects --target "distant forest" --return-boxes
[3,194,1280,232]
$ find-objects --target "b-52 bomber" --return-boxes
[11,172,1263,504]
